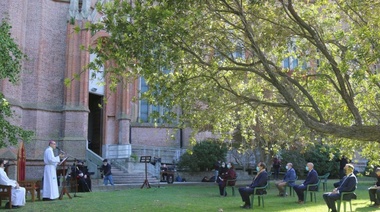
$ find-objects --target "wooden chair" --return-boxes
[0,185,12,209]
[250,182,268,209]
[18,180,41,202]
[304,179,321,203]
[224,179,237,196]
[336,191,356,212]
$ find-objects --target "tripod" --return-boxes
[140,156,151,189]
[72,166,80,198]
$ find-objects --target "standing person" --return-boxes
[0,159,26,208]
[337,156,349,179]
[293,162,319,204]
[217,162,228,184]
[101,159,114,187]
[272,156,281,180]
[214,160,221,183]
[323,164,357,212]
[238,162,267,209]
[368,167,380,208]
[275,162,297,196]
[218,162,237,197]
[43,140,64,201]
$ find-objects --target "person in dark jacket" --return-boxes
[218,162,237,197]
[100,159,114,187]
[272,156,281,180]
[336,156,349,179]
[293,162,319,204]
[368,167,380,208]
[323,164,357,212]
[238,162,268,209]
[217,162,228,183]
[214,160,221,183]
[75,161,92,192]
[275,162,297,196]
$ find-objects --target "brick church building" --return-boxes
[0,0,200,180]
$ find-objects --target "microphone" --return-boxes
[56,147,65,154]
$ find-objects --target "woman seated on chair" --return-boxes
[218,162,236,197]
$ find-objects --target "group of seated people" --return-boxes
[66,160,92,192]
[233,161,379,212]
[216,162,237,197]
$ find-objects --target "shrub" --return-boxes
[178,140,227,171]
[304,144,339,178]
[280,150,307,177]
[280,144,339,178]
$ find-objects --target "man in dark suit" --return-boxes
[238,162,268,209]
[323,164,357,212]
[368,167,380,208]
[293,162,319,204]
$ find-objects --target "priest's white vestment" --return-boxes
[0,167,26,206]
[42,146,60,199]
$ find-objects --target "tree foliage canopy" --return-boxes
[89,0,380,161]
[0,18,34,147]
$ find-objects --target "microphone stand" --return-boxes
[57,148,77,198]
[77,166,92,192]
[73,164,81,197]
[57,148,76,160]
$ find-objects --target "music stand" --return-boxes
[59,157,72,200]
[140,156,151,189]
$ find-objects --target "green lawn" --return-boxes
[9,177,380,212]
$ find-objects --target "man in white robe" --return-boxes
[0,159,26,208]
[43,140,63,200]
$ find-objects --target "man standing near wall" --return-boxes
[43,140,64,201]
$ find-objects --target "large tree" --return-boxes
[89,0,380,147]
[0,18,33,147]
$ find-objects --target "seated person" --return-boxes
[70,160,91,192]
[275,162,296,196]
[293,162,318,204]
[323,164,357,212]
[238,162,267,209]
[161,164,168,181]
[368,167,380,208]
[218,162,236,197]
[0,159,26,208]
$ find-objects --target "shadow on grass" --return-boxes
[355,206,380,211]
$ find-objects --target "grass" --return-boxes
[7,177,380,212]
